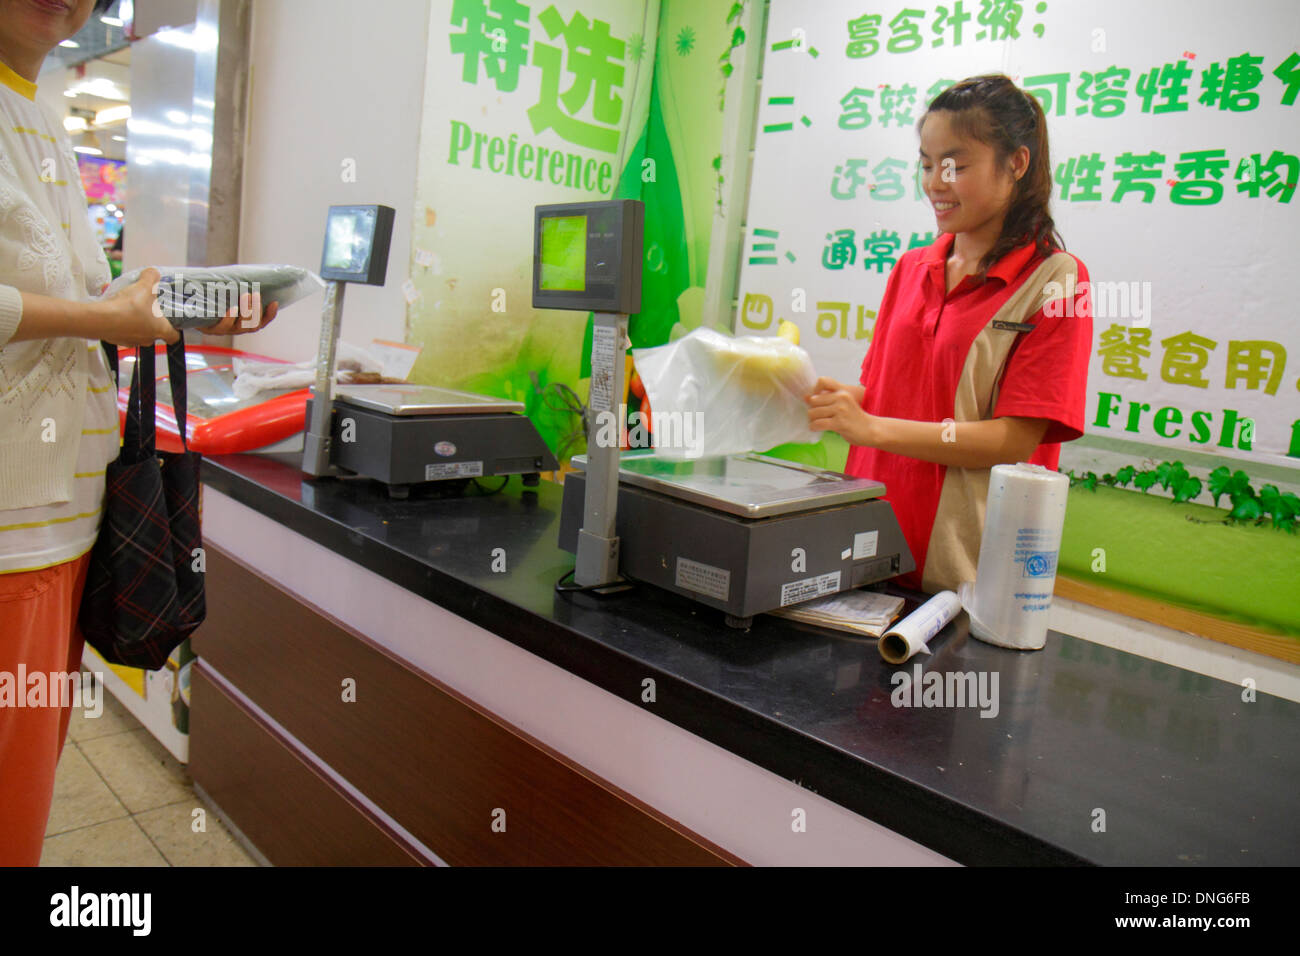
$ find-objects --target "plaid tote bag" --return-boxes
[80,341,205,670]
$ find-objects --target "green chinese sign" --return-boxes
[446,0,630,194]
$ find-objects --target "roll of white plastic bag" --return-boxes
[958,462,1069,651]
[879,590,962,664]
[631,328,818,459]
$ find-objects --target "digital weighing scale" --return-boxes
[531,199,915,627]
[305,383,556,495]
[557,451,915,628]
[302,204,557,495]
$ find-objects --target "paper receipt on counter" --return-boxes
[768,588,905,638]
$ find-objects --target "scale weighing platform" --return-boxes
[306,383,557,496]
[558,451,915,627]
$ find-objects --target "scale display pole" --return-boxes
[301,280,346,477]
[530,199,644,589]
[575,311,628,586]
[300,203,395,478]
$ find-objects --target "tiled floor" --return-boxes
[41,688,258,867]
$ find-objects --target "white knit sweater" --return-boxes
[0,60,119,572]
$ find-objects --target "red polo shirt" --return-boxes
[844,232,1091,592]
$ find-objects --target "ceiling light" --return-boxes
[64,116,89,133]
[65,78,128,102]
[59,40,80,49]
[100,16,124,27]
[155,24,217,52]
[95,105,131,125]
[74,146,104,155]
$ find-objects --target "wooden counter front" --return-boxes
[189,543,739,866]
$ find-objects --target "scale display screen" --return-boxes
[320,204,394,285]
[532,200,642,313]
[539,215,587,291]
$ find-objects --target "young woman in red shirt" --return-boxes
[806,73,1093,594]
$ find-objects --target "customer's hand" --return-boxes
[201,291,279,336]
[98,267,179,346]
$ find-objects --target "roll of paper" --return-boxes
[959,462,1070,651]
[879,590,962,664]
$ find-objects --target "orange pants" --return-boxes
[0,552,90,866]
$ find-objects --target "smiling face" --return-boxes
[919,109,1029,244]
[0,0,98,75]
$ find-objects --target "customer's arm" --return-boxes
[1,267,278,349]
[2,268,177,348]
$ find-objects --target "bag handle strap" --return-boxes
[137,344,158,454]
[100,340,117,383]
[166,338,189,451]
[120,345,142,454]
[103,338,190,455]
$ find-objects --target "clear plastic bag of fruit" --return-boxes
[631,327,819,459]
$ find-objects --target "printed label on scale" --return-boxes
[590,325,617,413]
[852,530,878,559]
[780,571,841,606]
[425,461,483,480]
[675,557,731,601]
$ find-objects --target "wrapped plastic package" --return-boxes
[102,264,325,329]
[632,328,819,459]
[231,342,386,400]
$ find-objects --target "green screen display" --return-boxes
[539,215,586,291]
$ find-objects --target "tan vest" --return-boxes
[921,251,1084,593]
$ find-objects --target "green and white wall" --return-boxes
[237,0,1300,644]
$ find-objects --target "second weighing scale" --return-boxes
[302,204,557,495]
[558,451,915,628]
[307,383,557,495]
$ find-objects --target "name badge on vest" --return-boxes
[992,319,1035,333]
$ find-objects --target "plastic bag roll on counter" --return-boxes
[959,462,1070,651]
[878,590,964,664]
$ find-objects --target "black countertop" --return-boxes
[200,453,1300,866]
